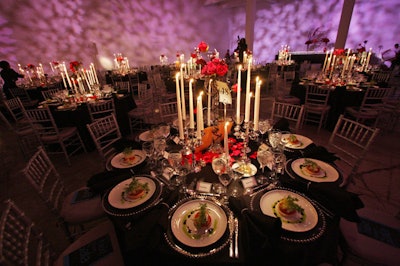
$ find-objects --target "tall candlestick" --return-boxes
[207,79,212,126]
[224,121,229,156]
[244,92,252,123]
[91,63,99,84]
[64,63,72,88]
[236,65,242,124]
[180,64,186,122]
[244,57,252,123]
[253,78,261,130]
[322,51,328,72]
[60,72,67,89]
[175,73,184,140]
[188,78,195,129]
[197,92,204,139]
[364,48,372,72]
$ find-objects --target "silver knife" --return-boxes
[229,214,235,258]
[234,217,239,258]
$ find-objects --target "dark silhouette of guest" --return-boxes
[0,60,24,99]
[235,37,248,63]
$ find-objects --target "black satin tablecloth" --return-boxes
[291,82,365,130]
[85,128,363,266]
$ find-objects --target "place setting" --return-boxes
[285,157,341,184]
[109,147,147,169]
[250,186,327,243]
[102,174,164,217]
[164,196,234,258]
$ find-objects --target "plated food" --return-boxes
[170,198,228,248]
[107,176,156,209]
[139,130,154,142]
[121,177,150,202]
[290,158,339,183]
[281,134,313,149]
[273,195,305,224]
[259,189,318,232]
[111,150,146,169]
[232,162,257,177]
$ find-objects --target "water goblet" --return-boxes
[268,129,282,151]
[153,137,167,159]
[211,156,231,203]
[142,141,155,166]
[258,120,271,143]
[158,123,171,139]
[256,149,273,185]
[168,151,182,176]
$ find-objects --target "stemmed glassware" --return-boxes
[258,119,272,143]
[142,141,155,166]
[153,137,167,159]
[256,149,274,185]
[268,129,282,151]
[211,156,232,203]
[158,123,171,139]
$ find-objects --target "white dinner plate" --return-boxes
[170,199,227,248]
[259,189,318,232]
[110,150,146,169]
[281,134,313,149]
[291,158,339,183]
[107,177,156,209]
[139,130,154,142]
[232,162,257,177]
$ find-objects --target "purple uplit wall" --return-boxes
[0,0,399,72]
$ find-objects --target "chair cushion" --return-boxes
[41,127,78,142]
[340,208,400,265]
[61,187,105,224]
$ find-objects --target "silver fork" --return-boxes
[229,214,235,258]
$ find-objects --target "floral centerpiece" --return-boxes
[194,41,231,117]
[305,27,330,51]
[69,61,82,73]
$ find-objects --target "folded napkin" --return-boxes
[281,176,364,222]
[119,189,179,254]
[228,197,282,263]
[302,145,340,163]
[87,170,131,195]
[273,118,290,132]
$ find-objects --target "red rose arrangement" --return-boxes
[69,61,82,73]
[26,64,35,70]
[201,58,228,77]
[198,41,209,53]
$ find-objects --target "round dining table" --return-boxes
[86,126,363,266]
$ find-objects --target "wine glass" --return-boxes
[258,119,272,142]
[256,149,274,185]
[211,156,231,202]
[268,129,282,151]
[153,138,166,159]
[168,152,182,176]
[158,123,171,139]
[142,141,155,166]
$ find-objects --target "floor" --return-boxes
[1,77,399,265]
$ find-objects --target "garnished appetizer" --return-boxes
[287,134,302,146]
[235,163,253,175]
[122,147,136,164]
[274,195,305,223]
[193,203,212,229]
[121,177,149,202]
[300,159,326,177]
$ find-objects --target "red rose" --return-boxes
[216,62,228,76]
[198,41,209,53]
[196,58,207,66]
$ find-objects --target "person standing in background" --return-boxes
[0,60,24,99]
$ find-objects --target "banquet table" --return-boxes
[86,126,363,266]
[291,81,366,130]
[42,93,136,151]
